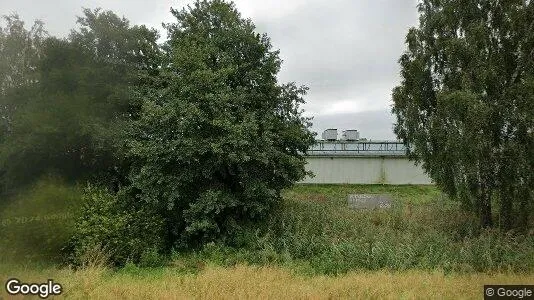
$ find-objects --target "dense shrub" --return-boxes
[170,185,534,275]
[67,186,166,267]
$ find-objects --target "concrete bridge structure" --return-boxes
[302,140,432,185]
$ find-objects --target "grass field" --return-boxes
[1,264,533,299]
[1,183,533,299]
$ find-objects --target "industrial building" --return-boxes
[302,129,432,185]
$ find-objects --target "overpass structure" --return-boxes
[301,132,432,185]
[307,140,407,157]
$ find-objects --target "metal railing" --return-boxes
[306,140,407,157]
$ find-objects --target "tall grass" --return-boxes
[176,184,534,275]
[1,264,533,299]
[1,183,533,275]
[1,184,534,299]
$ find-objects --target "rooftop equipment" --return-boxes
[341,130,360,141]
[322,129,338,141]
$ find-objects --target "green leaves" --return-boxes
[126,0,315,247]
[0,9,161,194]
[68,185,166,266]
[1,1,314,263]
[393,0,534,229]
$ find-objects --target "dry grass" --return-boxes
[1,264,533,299]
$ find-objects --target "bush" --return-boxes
[68,185,167,267]
[176,185,534,275]
[0,177,82,264]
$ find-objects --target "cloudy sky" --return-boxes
[1,0,419,140]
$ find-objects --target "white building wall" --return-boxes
[301,156,432,185]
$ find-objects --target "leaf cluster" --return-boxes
[392,0,534,229]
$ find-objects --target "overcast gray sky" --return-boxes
[1,0,419,140]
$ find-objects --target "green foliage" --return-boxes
[2,2,314,265]
[171,185,534,275]
[0,15,47,193]
[0,9,161,194]
[138,247,166,268]
[124,0,315,248]
[0,14,45,98]
[0,177,82,265]
[67,185,166,267]
[392,0,534,229]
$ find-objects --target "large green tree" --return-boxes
[125,0,315,246]
[0,9,160,194]
[392,0,534,229]
[0,15,47,194]
[0,14,45,96]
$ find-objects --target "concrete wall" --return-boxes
[301,156,432,185]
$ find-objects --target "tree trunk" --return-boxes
[480,186,493,228]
